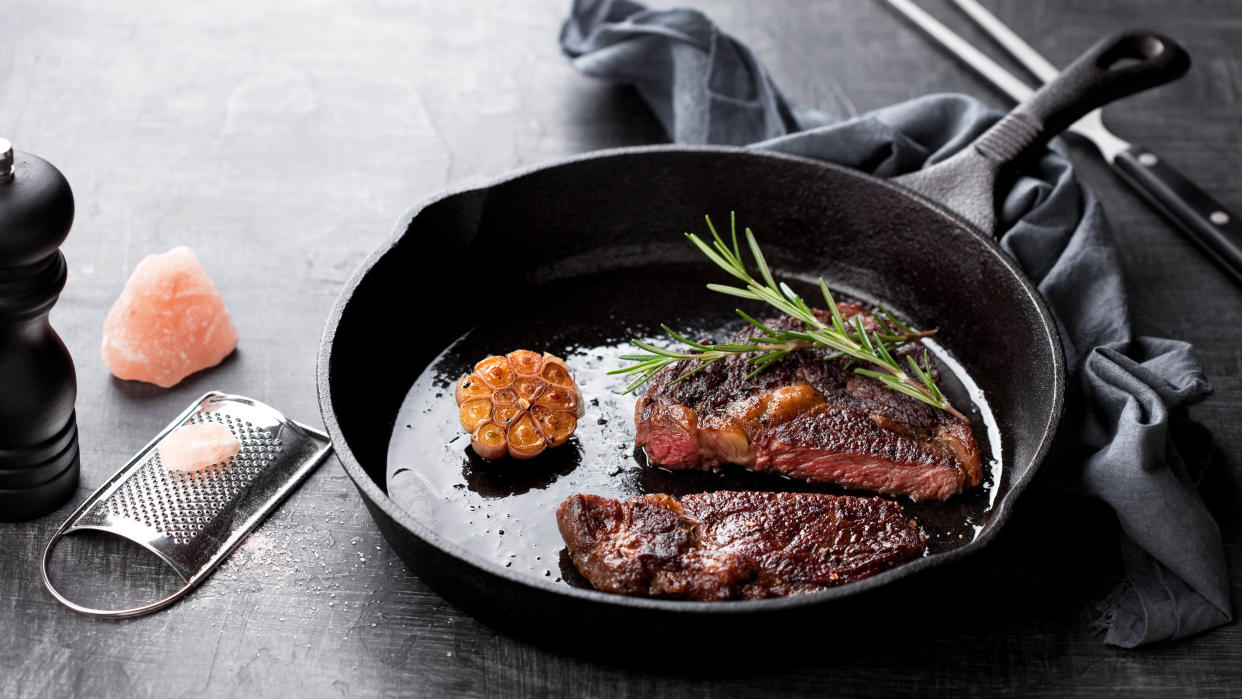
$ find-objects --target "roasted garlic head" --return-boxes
[455,350,584,460]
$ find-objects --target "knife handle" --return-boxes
[1113,145,1242,283]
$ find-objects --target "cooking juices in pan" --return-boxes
[386,265,1002,589]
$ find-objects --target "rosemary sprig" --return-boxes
[608,213,965,421]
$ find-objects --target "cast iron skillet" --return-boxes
[317,32,1188,638]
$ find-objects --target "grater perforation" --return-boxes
[41,392,333,618]
[95,410,288,545]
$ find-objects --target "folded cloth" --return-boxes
[560,0,1231,647]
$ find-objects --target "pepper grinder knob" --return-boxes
[0,138,79,521]
[0,139,14,183]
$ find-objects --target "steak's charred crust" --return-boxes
[556,491,927,600]
[632,305,982,501]
[757,404,957,472]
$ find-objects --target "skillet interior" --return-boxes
[385,264,1003,585]
[317,145,1064,631]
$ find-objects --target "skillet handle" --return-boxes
[894,31,1190,235]
[977,31,1189,162]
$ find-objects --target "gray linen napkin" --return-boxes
[560,0,1231,647]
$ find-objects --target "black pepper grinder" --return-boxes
[0,138,79,521]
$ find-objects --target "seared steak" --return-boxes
[556,491,926,600]
[634,304,982,501]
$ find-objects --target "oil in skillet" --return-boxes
[385,270,1002,588]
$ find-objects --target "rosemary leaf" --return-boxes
[745,228,780,292]
[880,304,914,335]
[736,309,779,336]
[630,339,692,359]
[729,211,741,261]
[661,324,710,351]
[686,234,746,283]
[607,358,666,375]
[669,356,721,386]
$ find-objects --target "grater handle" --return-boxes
[41,525,197,618]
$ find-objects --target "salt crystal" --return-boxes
[158,423,241,471]
[101,247,238,388]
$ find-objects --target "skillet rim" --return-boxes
[316,143,1067,615]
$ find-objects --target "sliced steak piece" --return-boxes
[633,305,982,501]
[556,491,926,600]
[752,404,978,502]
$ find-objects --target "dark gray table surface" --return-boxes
[2,0,1240,696]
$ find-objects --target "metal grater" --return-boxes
[41,392,333,617]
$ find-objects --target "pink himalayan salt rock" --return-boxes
[157,423,241,471]
[101,247,238,388]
